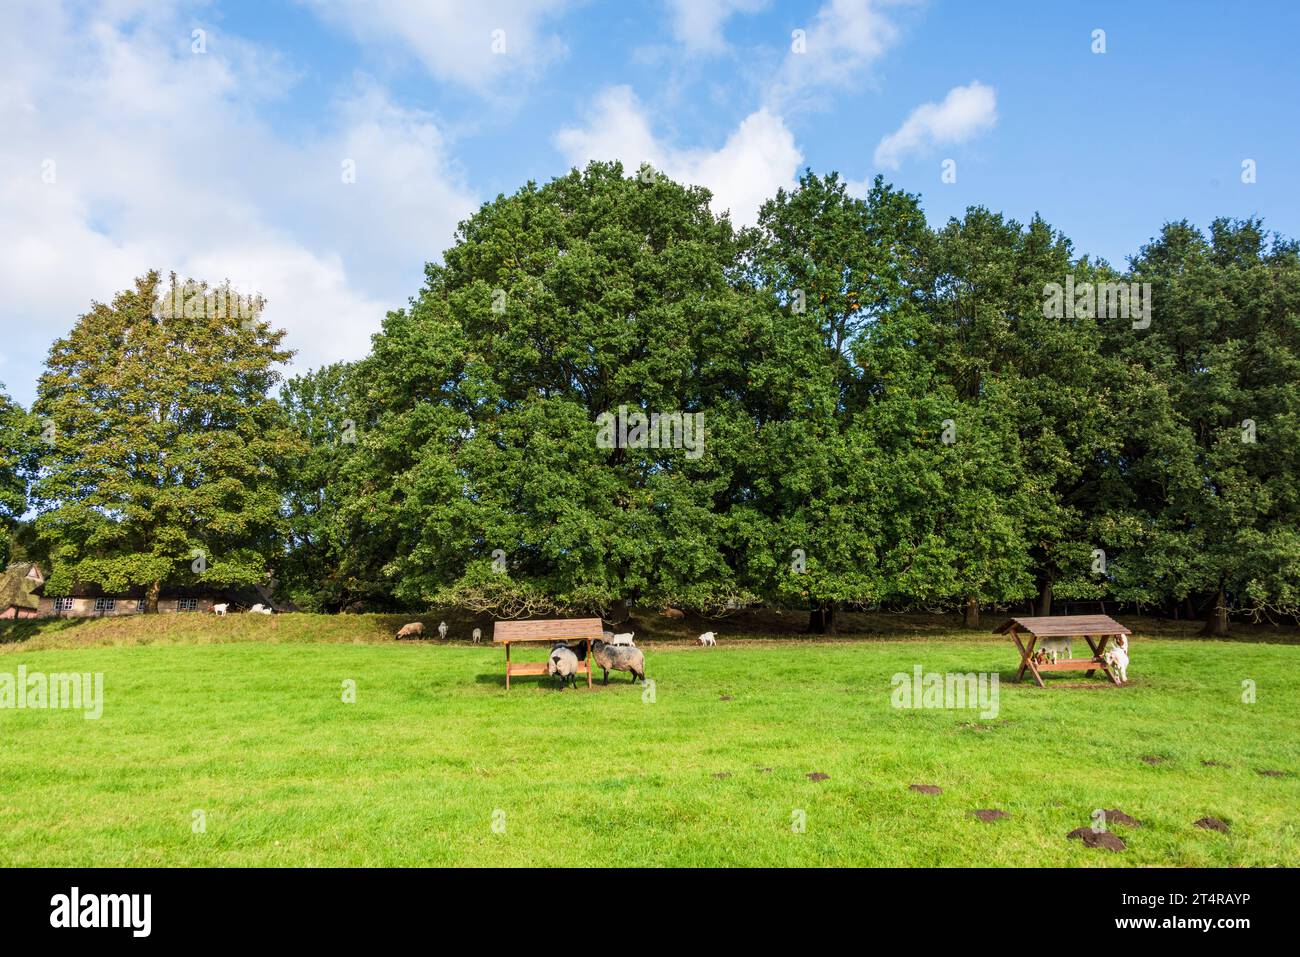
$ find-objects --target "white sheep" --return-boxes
[609,631,635,646]
[472,627,482,644]
[249,603,273,615]
[547,642,580,690]
[437,620,448,640]
[697,631,716,646]
[213,603,228,617]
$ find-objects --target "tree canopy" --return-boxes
[31,272,298,609]
[11,164,1300,634]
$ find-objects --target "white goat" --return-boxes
[437,620,448,640]
[1038,636,1071,663]
[249,603,273,615]
[609,631,635,646]
[472,627,482,644]
[213,603,228,617]
[697,631,716,647]
[1103,634,1130,684]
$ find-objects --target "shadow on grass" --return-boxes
[0,616,92,646]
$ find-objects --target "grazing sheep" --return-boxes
[396,622,425,639]
[591,639,646,685]
[547,642,580,690]
[1103,634,1130,684]
[213,603,228,617]
[697,631,716,647]
[472,627,482,644]
[437,620,448,640]
[659,608,685,620]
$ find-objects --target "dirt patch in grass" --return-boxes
[712,772,731,780]
[719,694,732,701]
[909,784,942,795]
[1195,817,1230,833]
[1257,769,1289,778]
[973,809,1008,822]
[1202,760,1227,767]
[1141,755,1167,765]
[1101,809,1141,827]
[1067,827,1126,851]
[806,772,829,782]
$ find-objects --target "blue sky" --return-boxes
[2,0,1298,405]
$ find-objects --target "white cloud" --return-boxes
[554,86,801,226]
[766,0,910,109]
[873,80,997,169]
[0,1,477,403]
[301,0,573,94]
[664,0,769,54]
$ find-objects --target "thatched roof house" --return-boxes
[0,562,45,619]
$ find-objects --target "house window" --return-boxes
[176,598,198,612]
[53,597,74,613]
[94,597,116,613]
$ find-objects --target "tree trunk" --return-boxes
[144,580,161,614]
[1036,577,1054,617]
[963,596,980,629]
[1199,586,1229,637]
[807,604,837,635]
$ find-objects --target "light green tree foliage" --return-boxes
[32,273,297,609]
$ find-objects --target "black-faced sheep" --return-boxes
[591,639,646,684]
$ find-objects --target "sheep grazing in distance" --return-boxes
[591,639,646,685]
[437,621,448,640]
[472,627,482,643]
[213,603,228,617]
[1103,634,1130,684]
[547,642,580,690]
[395,622,425,639]
[697,631,716,647]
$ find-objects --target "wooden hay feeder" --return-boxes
[994,615,1131,688]
[493,618,604,689]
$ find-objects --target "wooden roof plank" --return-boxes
[993,615,1131,637]
[493,618,605,642]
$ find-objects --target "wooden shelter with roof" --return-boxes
[994,614,1131,688]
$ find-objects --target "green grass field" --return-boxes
[1,612,1297,866]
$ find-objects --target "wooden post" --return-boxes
[505,641,511,690]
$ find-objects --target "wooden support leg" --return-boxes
[505,641,511,690]
[586,644,593,688]
[1013,631,1044,687]
[1089,634,1120,685]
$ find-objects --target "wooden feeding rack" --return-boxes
[493,618,604,689]
[994,615,1130,688]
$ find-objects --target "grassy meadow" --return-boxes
[1,611,1297,866]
